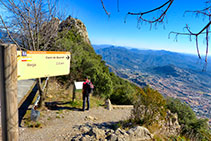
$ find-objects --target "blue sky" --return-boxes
[58,0,210,56]
[0,0,209,55]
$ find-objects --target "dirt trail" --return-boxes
[19,107,132,141]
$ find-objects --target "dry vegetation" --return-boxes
[20,78,105,128]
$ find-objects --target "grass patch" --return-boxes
[168,136,190,141]
[64,100,82,108]
[26,121,42,128]
[75,89,82,93]
[45,79,105,110]
[22,109,43,128]
[90,95,105,108]
[21,79,105,128]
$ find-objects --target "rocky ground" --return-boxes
[19,107,135,141]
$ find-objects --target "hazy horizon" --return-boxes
[92,44,211,57]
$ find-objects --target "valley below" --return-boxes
[94,45,211,125]
[116,68,211,120]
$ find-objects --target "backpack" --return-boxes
[84,82,93,94]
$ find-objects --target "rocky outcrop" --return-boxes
[41,17,60,40]
[126,126,153,141]
[59,16,91,44]
[161,110,181,136]
[71,123,153,141]
[154,110,180,137]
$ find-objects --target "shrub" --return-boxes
[131,86,166,126]
[166,97,211,140]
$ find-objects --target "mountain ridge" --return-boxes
[95,44,211,72]
[94,45,211,120]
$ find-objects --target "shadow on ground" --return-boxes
[18,83,81,127]
[45,101,81,111]
[18,83,38,127]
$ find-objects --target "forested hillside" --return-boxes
[49,16,138,104]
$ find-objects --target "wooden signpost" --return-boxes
[0,44,18,141]
[0,44,71,141]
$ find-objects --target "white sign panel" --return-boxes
[74,81,84,90]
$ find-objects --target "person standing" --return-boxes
[82,77,93,111]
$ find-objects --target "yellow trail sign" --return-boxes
[17,51,71,80]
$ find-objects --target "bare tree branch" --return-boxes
[0,0,60,51]
[100,0,210,64]
[125,0,174,24]
[117,0,120,12]
[0,0,62,108]
[100,0,110,17]
[205,27,209,62]
[0,15,21,49]
[195,35,201,59]
[170,2,211,64]
[184,6,211,17]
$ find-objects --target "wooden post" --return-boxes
[72,82,76,102]
[0,44,18,141]
[37,78,44,108]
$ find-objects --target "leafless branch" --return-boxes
[169,20,211,63]
[0,15,20,49]
[205,27,209,62]
[184,6,211,17]
[0,0,60,51]
[125,0,174,24]
[195,35,201,59]
[117,0,120,12]
[100,0,110,17]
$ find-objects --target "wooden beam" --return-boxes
[112,105,133,109]
[0,44,18,141]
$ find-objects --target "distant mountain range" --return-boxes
[93,44,211,119]
[93,44,211,72]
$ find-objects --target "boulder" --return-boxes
[80,135,94,141]
[79,126,90,133]
[84,116,97,121]
[106,134,118,141]
[71,125,153,141]
[115,128,126,136]
[127,126,153,141]
[105,99,113,110]
[88,126,105,140]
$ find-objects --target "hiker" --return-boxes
[82,76,94,111]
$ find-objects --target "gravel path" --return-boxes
[19,107,132,141]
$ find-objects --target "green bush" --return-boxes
[166,97,211,140]
[131,86,166,126]
[110,72,138,104]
